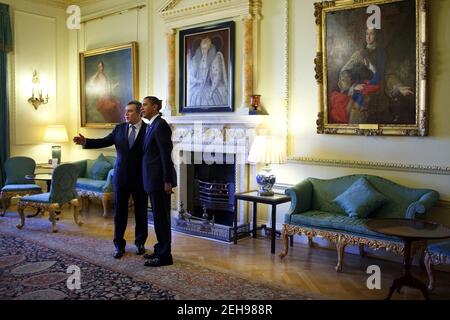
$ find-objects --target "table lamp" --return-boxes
[248,136,287,196]
[43,125,69,164]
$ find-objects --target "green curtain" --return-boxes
[0,2,12,193]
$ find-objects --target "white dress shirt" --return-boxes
[128,119,143,139]
[146,114,159,128]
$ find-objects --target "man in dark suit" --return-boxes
[73,101,148,259]
[141,96,177,267]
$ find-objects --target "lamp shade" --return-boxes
[43,125,68,143]
[248,136,287,165]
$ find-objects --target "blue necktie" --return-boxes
[129,125,136,148]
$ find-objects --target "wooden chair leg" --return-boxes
[16,203,25,229]
[308,235,314,248]
[336,235,346,272]
[49,204,59,233]
[1,194,9,216]
[279,228,291,259]
[424,252,435,291]
[79,197,85,212]
[71,199,83,226]
[102,194,109,218]
[359,244,366,257]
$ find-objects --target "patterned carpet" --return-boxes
[0,215,319,300]
[0,235,174,300]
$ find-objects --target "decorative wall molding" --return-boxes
[283,0,290,156]
[26,0,67,9]
[288,156,450,176]
[158,0,261,29]
[80,1,147,24]
[28,0,101,9]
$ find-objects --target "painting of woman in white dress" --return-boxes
[179,22,234,113]
[80,42,138,127]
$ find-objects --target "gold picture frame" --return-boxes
[80,42,138,128]
[315,0,428,136]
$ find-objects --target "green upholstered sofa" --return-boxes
[72,154,116,217]
[280,174,439,272]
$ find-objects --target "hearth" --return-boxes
[187,153,235,226]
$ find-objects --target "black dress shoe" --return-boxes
[144,256,173,267]
[136,244,146,255]
[113,248,125,259]
[143,252,157,260]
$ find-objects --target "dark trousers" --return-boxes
[148,191,171,258]
[113,184,148,249]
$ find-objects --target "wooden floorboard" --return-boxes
[4,204,450,300]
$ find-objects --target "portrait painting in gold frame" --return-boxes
[315,0,428,136]
[80,42,138,128]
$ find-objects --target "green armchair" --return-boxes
[1,157,42,216]
[72,154,115,217]
[17,163,82,233]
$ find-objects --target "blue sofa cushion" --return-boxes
[428,241,450,257]
[85,154,112,180]
[85,159,96,179]
[91,159,112,180]
[20,193,51,203]
[333,177,387,218]
[2,184,42,192]
[285,211,400,241]
[76,178,107,193]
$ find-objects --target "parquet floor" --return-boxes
[4,204,450,300]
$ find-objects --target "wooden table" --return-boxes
[25,174,52,192]
[234,191,291,254]
[366,218,450,300]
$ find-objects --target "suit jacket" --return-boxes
[142,116,177,193]
[84,121,147,189]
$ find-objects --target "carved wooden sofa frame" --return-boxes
[279,224,426,272]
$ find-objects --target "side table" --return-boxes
[366,218,450,300]
[234,190,291,254]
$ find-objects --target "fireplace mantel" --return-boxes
[165,115,267,127]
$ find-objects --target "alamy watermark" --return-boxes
[66,5,81,30]
[172,122,264,166]
[366,5,381,30]
[67,265,81,290]
[366,265,381,290]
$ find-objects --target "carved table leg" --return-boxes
[386,239,429,300]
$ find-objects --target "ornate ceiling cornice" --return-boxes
[158,0,261,29]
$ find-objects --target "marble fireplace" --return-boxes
[166,115,267,241]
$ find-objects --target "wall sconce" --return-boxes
[28,70,49,110]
